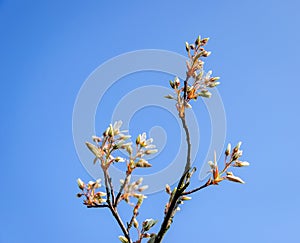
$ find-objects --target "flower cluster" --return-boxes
[207,142,250,185]
[165,36,220,117]
[76,178,106,207]
[76,36,250,243]
[77,120,159,243]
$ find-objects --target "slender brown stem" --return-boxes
[180,116,191,173]
[182,181,210,195]
[87,204,109,208]
[103,169,132,242]
[109,205,131,242]
[154,115,192,243]
[183,76,190,101]
[114,172,130,207]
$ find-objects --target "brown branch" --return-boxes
[87,204,109,208]
[182,181,211,195]
[154,115,192,243]
[114,172,130,207]
[103,169,132,242]
[180,115,192,173]
[183,76,190,101]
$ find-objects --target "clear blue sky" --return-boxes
[1,1,300,242]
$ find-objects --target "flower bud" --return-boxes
[225,143,231,156]
[133,218,139,228]
[200,37,209,46]
[165,184,171,194]
[136,134,141,145]
[234,161,250,167]
[210,76,220,82]
[185,42,190,52]
[145,149,158,155]
[118,236,129,243]
[202,51,211,57]
[115,156,125,162]
[77,178,85,190]
[181,196,192,201]
[108,124,114,137]
[174,77,180,88]
[195,35,201,46]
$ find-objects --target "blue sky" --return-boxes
[1,1,300,242]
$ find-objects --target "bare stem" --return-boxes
[114,172,130,207]
[154,114,192,243]
[183,76,190,101]
[103,169,132,242]
[180,116,191,173]
[182,181,211,195]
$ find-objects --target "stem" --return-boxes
[182,181,210,195]
[154,115,192,243]
[109,206,131,242]
[180,116,192,173]
[103,169,132,242]
[183,76,190,101]
[115,172,130,206]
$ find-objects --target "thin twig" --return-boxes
[182,181,210,195]
[109,205,131,242]
[87,204,109,208]
[183,76,190,101]
[103,169,132,242]
[114,172,130,207]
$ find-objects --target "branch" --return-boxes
[87,204,109,208]
[114,172,130,207]
[183,76,190,101]
[182,181,211,195]
[180,115,191,173]
[154,115,192,243]
[103,169,132,242]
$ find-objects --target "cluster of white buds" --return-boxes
[165,36,220,117]
[207,142,249,185]
[120,176,148,205]
[76,178,107,207]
